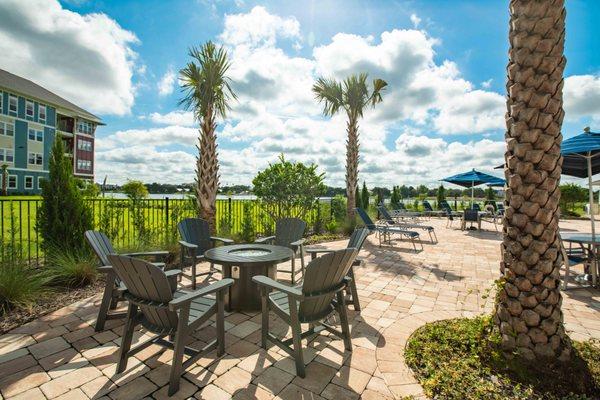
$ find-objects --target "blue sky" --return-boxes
[0,0,598,187]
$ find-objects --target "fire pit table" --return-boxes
[204,244,293,311]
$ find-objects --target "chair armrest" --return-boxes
[179,240,198,249]
[290,238,306,246]
[211,236,234,244]
[165,269,183,278]
[97,265,113,273]
[169,278,234,311]
[255,236,275,244]
[122,250,169,259]
[305,248,334,255]
[252,276,304,299]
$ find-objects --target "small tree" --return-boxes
[355,186,361,213]
[239,203,255,242]
[121,180,151,246]
[436,185,446,210]
[390,186,400,208]
[485,187,496,201]
[559,183,587,214]
[361,181,369,210]
[252,155,326,221]
[121,180,149,200]
[38,138,92,255]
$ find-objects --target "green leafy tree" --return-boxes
[436,185,446,210]
[559,183,587,214]
[390,186,400,208]
[313,73,387,218]
[361,181,369,210]
[331,194,347,222]
[239,203,255,242]
[121,180,151,246]
[253,155,326,221]
[37,138,92,255]
[180,41,236,232]
[355,186,361,214]
[121,180,149,200]
[417,185,429,195]
[485,187,496,201]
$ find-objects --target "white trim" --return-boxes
[8,95,17,116]
[7,174,17,189]
[38,105,46,124]
[24,175,34,189]
[37,176,43,190]
[8,167,49,173]
[74,172,94,177]
[25,100,34,119]
[0,121,15,137]
[28,128,43,143]
[28,152,43,166]
[0,148,14,164]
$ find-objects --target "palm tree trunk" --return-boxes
[346,117,359,219]
[495,0,570,361]
[196,106,219,232]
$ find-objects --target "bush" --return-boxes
[47,249,97,288]
[331,195,347,222]
[325,219,338,234]
[239,203,255,242]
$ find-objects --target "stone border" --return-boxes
[375,310,484,399]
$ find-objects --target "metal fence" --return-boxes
[0,197,334,265]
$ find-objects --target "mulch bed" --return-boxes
[0,279,105,334]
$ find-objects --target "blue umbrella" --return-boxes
[561,127,600,238]
[486,176,506,188]
[442,169,504,205]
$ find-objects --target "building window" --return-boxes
[26,101,34,119]
[8,95,17,115]
[28,129,43,142]
[37,177,44,190]
[7,175,16,189]
[0,148,14,163]
[77,120,94,135]
[39,105,46,124]
[0,122,14,137]
[77,159,92,171]
[28,152,43,166]
[24,176,33,189]
[77,139,92,151]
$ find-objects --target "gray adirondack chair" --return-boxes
[178,218,234,289]
[253,248,358,377]
[255,217,306,284]
[305,227,370,311]
[107,254,233,396]
[85,230,171,331]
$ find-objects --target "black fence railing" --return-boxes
[0,197,334,265]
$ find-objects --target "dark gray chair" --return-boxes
[305,227,370,311]
[356,207,422,251]
[85,230,172,331]
[378,205,437,243]
[107,255,233,396]
[253,248,358,377]
[255,217,306,284]
[461,209,480,230]
[178,218,234,289]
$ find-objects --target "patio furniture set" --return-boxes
[84,217,370,396]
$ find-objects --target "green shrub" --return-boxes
[331,195,347,222]
[47,248,97,288]
[239,203,255,242]
[325,219,338,234]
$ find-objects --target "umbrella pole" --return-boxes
[471,181,474,208]
[587,156,597,286]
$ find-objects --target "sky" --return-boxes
[0,0,598,188]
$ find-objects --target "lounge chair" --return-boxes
[355,207,422,251]
[253,248,358,377]
[85,230,172,331]
[107,255,233,396]
[496,202,506,216]
[255,217,306,284]
[378,205,437,243]
[305,227,370,311]
[178,218,234,290]
[422,200,445,217]
[445,208,462,228]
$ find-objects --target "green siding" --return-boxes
[43,127,54,169]
[14,120,27,169]
[17,96,25,119]
[47,106,56,127]
[5,169,48,194]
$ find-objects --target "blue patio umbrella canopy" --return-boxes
[486,176,506,187]
[442,169,504,204]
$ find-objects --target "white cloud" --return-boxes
[0,0,138,115]
[157,67,176,96]
[564,74,600,123]
[410,13,421,28]
[481,79,493,88]
[148,110,196,126]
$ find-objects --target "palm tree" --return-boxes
[312,73,387,219]
[494,0,570,361]
[180,41,236,231]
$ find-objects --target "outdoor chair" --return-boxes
[255,217,306,284]
[253,248,358,377]
[356,207,422,251]
[107,254,234,396]
[461,209,480,230]
[445,208,462,228]
[481,204,499,231]
[305,227,370,311]
[496,202,506,216]
[85,230,171,331]
[422,200,445,217]
[559,235,592,290]
[378,205,437,243]
[471,203,482,212]
[178,218,234,290]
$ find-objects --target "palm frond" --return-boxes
[312,77,344,117]
[369,78,388,107]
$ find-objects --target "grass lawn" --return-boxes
[405,316,599,399]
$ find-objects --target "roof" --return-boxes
[0,69,102,123]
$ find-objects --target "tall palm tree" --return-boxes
[494,0,570,361]
[312,73,387,219]
[180,41,236,231]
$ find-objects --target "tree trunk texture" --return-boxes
[495,0,570,362]
[346,117,359,219]
[196,107,219,233]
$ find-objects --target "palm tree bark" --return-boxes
[196,105,219,232]
[346,117,359,218]
[495,0,570,361]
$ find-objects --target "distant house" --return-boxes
[0,69,102,194]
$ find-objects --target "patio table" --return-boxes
[204,244,293,312]
[560,233,599,286]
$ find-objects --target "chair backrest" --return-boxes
[107,255,178,332]
[422,201,433,211]
[347,227,370,251]
[355,208,376,230]
[85,230,116,267]
[398,203,406,210]
[445,209,454,221]
[440,200,451,210]
[299,248,358,322]
[472,203,481,211]
[463,209,479,222]
[178,218,213,254]
[274,218,306,247]
[377,206,395,224]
